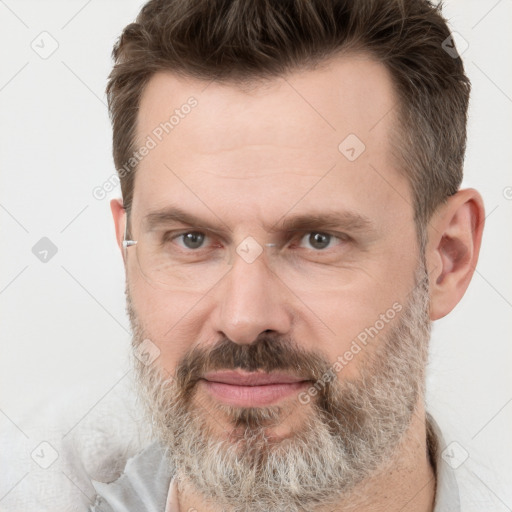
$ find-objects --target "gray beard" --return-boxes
[127,265,430,512]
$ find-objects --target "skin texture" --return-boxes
[111,53,485,511]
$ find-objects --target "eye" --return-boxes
[296,232,346,251]
[167,231,210,250]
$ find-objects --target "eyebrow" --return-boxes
[143,207,231,233]
[270,210,374,234]
[142,206,374,235]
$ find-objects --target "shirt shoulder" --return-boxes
[427,413,508,512]
[90,441,174,512]
[427,413,461,512]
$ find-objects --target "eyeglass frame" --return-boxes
[122,209,137,258]
[121,208,277,260]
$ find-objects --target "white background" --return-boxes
[0,0,511,509]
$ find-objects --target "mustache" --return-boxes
[174,333,333,396]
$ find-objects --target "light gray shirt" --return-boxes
[89,414,460,512]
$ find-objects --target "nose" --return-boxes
[210,248,293,345]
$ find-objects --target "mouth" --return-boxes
[200,370,311,407]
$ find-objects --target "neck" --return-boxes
[177,402,436,512]
[324,404,437,512]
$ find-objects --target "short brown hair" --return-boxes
[107,0,470,235]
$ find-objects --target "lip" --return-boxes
[200,370,310,407]
[203,370,308,386]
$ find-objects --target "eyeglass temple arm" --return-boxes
[122,211,138,249]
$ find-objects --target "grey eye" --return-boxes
[305,232,332,250]
[181,232,205,249]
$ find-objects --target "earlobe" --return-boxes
[110,198,126,261]
[427,189,485,320]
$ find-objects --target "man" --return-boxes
[91,0,485,510]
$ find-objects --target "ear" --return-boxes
[426,188,485,320]
[110,198,126,264]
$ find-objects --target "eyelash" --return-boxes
[162,230,350,253]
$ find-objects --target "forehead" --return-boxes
[136,53,397,156]
[131,53,411,232]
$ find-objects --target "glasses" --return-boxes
[122,213,352,291]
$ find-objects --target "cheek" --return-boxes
[128,271,206,373]
[306,264,414,380]
[304,298,384,380]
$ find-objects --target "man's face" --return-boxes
[122,54,429,510]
